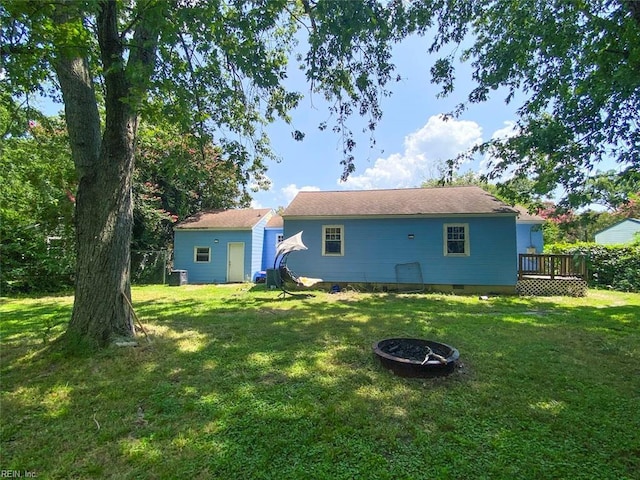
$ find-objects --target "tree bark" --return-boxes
[53,0,161,347]
[53,0,146,346]
[68,130,136,346]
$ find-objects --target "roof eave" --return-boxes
[174,226,255,231]
[283,212,518,220]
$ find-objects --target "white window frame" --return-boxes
[194,246,211,263]
[443,223,470,256]
[276,233,284,247]
[322,225,344,256]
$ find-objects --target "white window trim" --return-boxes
[276,233,284,247]
[322,225,344,256]
[443,223,470,257]
[194,246,211,263]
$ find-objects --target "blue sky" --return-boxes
[37,34,522,211]
[250,34,522,209]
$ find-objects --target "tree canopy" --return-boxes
[423,0,640,207]
[133,120,254,251]
[4,1,637,208]
[2,0,639,347]
[1,0,412,347]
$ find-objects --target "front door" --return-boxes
[227,242,245,282]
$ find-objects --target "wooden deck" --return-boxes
[518,254,587,280]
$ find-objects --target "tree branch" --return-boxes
[283,1,313,35]
[300,0,317,32]
[177,31,208,162]
[127,1,160,83]
[625,0,640,26]
[51,4,101,177]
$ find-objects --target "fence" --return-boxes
[131,250,171,285]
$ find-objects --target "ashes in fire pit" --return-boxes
[373,338,459,377]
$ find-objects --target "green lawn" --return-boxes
[1,285,639,479]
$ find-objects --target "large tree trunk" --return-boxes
[53,0,156,347]
[54,74,136,345]
[67,124,136,346]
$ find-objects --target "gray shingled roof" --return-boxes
[282,186,517,217]
[176,208,272,229]
[514,205,545,223]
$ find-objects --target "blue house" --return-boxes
[281,186,521,293]
[173,208,274,283]
[171,187,544,291]
[595,218,640,245]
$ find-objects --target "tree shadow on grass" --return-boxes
[1,299,72,343]
[1,288,639,478]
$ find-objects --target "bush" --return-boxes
[545,242,640,292]
[0,232,75,294]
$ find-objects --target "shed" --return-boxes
[173,208,273,283]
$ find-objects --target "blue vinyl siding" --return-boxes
[262,228,284,270]
[251,222,265,278]
[284,216,517,286]
[174,230,253,283]
[516,223,543,254]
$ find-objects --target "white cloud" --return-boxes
[491,121,518,141]
[281,183,321,203]
[341,115,483,190]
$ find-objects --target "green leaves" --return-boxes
[0,104,76,293]
[303,0,405,179]
[144,0,301,162]
[417,0,640,208]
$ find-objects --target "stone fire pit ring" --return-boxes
[373,338,459,377]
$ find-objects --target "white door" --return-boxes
[227,242,245,282]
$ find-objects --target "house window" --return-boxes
[194,246,211,263]
[323,225,344,256]
[276,233,284,246]
[444,224,469,256]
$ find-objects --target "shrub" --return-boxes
[0,233,75,294]
[545,242,640,292]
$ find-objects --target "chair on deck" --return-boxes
[272,231,322,298]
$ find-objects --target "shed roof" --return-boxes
[266,214,283,228]
[282,186,517,217]
[176,208,272,230]
[595,218,640,234]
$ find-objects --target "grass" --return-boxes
[1,285,639,479]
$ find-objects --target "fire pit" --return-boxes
[373,338,459,377]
